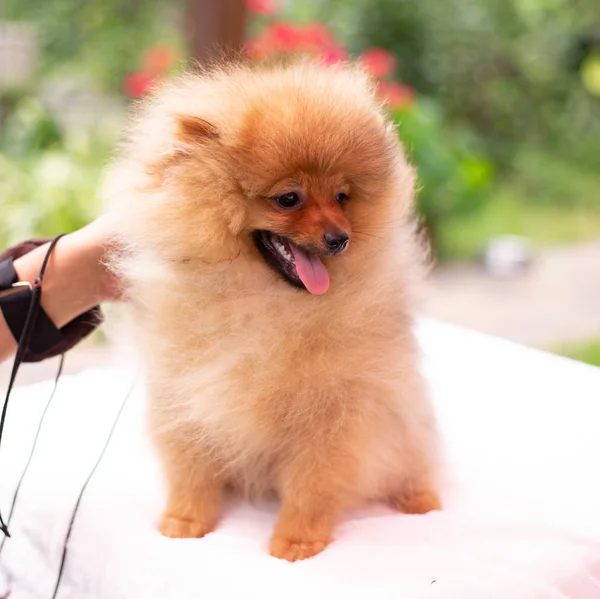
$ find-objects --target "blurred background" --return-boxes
[1,0,599,378]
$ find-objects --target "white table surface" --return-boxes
[0,319,599,599]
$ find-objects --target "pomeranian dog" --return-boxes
[104,59,442,561]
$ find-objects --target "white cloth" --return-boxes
[1,319,599,599]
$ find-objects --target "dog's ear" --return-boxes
[176,115,219,144]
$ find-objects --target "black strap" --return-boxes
[0,259,18,290]
[0,243,104,364]
[0,256,63,359]
[0,234,65,536]
[1,289,63,355]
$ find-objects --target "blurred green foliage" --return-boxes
[3,0,184,92]
[293,0,600,162]
[554,339,600,368]
[0,0,183,248]
[439,192,600,259]
[0,96,114,246]
[391,101,493,248]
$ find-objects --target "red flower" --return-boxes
[245,23,293,59]
[322,45,348,65]
[377,81,416,109]
[359,48,397,79]
[245,0,279,15]
[144,45,174,76]
[300,23,333,49]
[268,22,303,51]
[246,20,348,64]
[123,72,154,98]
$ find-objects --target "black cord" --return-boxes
[50,379,135,599]
[0,355,65,558]
[0,234,65,537]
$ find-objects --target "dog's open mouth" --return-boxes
[252,231,330,295]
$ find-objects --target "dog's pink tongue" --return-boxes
[290,244,330,295]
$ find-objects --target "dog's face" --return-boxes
[145,63,412,295]
[224,66,407,295]
[248,173,353,295]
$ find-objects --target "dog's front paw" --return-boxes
[269,535,328,562]
[392,488,442,515]
[159,513,215,539]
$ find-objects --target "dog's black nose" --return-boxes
[323,230,349,254]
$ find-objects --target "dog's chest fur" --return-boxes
[144,281,414,495]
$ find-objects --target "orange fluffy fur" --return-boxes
[103,60,442,561]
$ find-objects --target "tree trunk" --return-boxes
[187,0,247,64]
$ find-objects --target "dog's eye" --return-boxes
[276,192,301,209]
[336,192,349,204]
